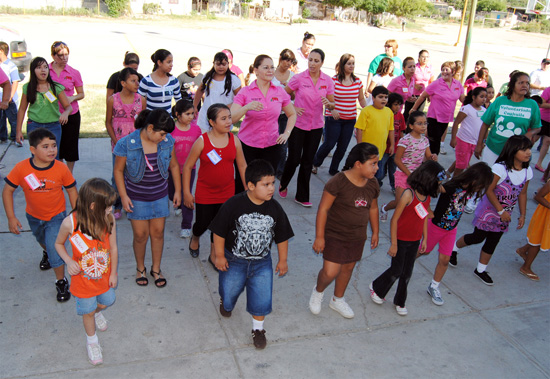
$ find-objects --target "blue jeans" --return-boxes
[313,117,356,175]
[26,211,66,268]
[375,153,396,190]
[219,251,273,317]
[27,120,62,159]
[276,113,289,178]
[0,101,17,140]
[75,288,116,315]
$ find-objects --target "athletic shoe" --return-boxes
[252,329,267,349]
[180,229,191,239]
[380,204,388,223]
[440,148,447,155]
[40,250,51,270]
[56,278,71,302]
[95,312,108,331]
[474,269,494,286]
[369,282,384,304]
[329,297,355,318]
[308,286,324,315]
[427,285,444,306]
[86,342,103,365]
[113,209,122,220]
[219,298,232,318]
[449,251,458,267]
[279,187,287,199]
[15,141,23,148]
[174,208,182,216]
[396,305,408,316]
[294,199,312,207]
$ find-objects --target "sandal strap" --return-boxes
[137,267,146,275]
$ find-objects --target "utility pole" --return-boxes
[461,0,478,82]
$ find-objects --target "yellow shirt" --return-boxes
[355,105,394,160]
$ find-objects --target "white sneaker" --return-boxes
[427,284,444,306]
[180,229,192,238]
[380,204,388,223]
[369,282,384,304]
[174,208,182,216]
[396,305,408,316]
[94,312,108,332]
[329,297,355,318]
[87,342,103,365]
[309,286,324,315]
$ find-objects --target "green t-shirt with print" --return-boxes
[23,82,65,124]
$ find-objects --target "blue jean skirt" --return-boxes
[127,195,170,220]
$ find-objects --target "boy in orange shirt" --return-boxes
[3,128,77,302]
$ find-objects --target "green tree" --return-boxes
[356,0,388,16]
[477,0,506,11]
[387,0,427,17]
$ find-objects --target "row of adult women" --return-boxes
[50,41,85,173]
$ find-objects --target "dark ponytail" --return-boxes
[201,52,237,97]
[463,86,487,106]
[135,108,175,133]
[342,143,379,171]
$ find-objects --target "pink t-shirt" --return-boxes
[464,78,487,94]
[49,63,83,115]
[397,133,430,173]
[171,123,202,172]
[0,67,8,84]
[425,78,463,123]
[413,63,433,96]
[230,65,243,77]
[541,87,550,122]
[110,92,142,151]
[234,81,291,148]
[288,70,335,131]
[388,74,417,103]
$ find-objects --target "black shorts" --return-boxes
[59,111,81,162]
[463,227,504,255]
[539,119,550,138]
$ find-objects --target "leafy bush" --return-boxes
[514,19,550,34]
[476,0,506,12]
[302,7,312,18]
[143,2,163,14]
[104,0,129,17]
[293,17,308,23]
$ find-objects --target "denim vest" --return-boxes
[114,129,174,183]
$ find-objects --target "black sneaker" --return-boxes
[474,269,494,286]
[40,250,51,270]
[219,299,231,318]
[252,329,267,349]
[449,251,458,267]
[56,278,71,302]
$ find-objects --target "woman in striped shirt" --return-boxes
[313,53,366,176]
[138,49,182,112]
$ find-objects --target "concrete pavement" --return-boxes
[0,137,549,378]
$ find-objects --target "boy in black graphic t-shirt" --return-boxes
[209,159,294,350]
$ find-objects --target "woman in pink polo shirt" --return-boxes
[231,54,297,172]
[413,50,435,113]
[412,61,465,155]
[279,48,335,207]
[49,41,85,174]
[388,57,419,122]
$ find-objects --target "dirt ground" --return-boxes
[1,15,547,89]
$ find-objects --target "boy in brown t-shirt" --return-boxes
[3,128,77,302]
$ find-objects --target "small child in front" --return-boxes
[209,159,294,349]
[55,178,118,366]
[2,128,77,302]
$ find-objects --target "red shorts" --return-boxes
[454,137,476,170]
[424,222,457,256]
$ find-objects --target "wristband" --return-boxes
[497,209,505,216]
[286,130,291,134]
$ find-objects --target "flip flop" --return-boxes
[136,268,148,286]
[519,269,540,282]
[535,164,545,173]
[150,267,167,288]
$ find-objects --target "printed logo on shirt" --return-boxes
[271,97,279,102]
[233,212,275,259]
[65,76,72,80]
[355,198,368,207]
[80,247,110,280]
[498,105,532,119]
[494,116,523,138]
[319,85,327,90]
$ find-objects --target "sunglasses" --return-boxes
[52,41,67,48]
[437,170,447,181]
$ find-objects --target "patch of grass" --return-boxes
[0,5,103,16]
[80,85,109,138]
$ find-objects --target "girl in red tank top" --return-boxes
[55,178,118,366]
[183,103,247,265]
[370,161,444,316]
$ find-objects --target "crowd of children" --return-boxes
[2,43,548,366]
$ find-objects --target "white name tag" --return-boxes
[415,202,428,219]
[24,173,41,190]
[44,90,57,103]
[70,234,89,254]
[206,149,222,165]
[402,87,409,93]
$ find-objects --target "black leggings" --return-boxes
[192,203,222,243]
[463,227,504,255]
[427,117,448,155]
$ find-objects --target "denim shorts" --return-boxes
[219,251,273,317]
[74,288,116,315]
[127,195,170,220]
[26,211,66,268]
